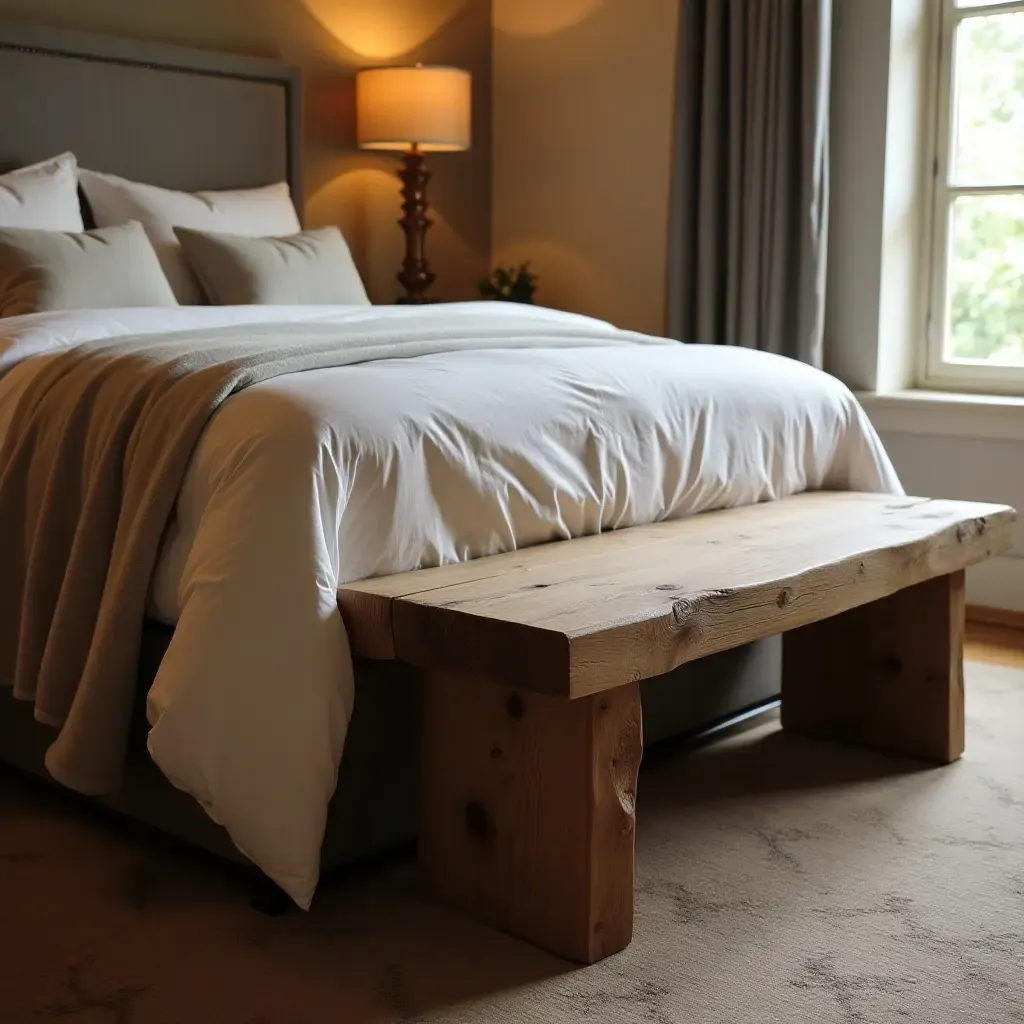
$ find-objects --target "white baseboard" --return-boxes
[966,555,1024,612]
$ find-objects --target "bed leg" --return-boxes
[419,670,643,963]
[781,570,965,763]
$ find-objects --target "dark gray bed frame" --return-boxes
[0,19,781,886]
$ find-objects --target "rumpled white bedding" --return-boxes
[0,303,902,907]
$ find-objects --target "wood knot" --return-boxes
[506,693,525,719]
[671,598,697,627]
[881,655,903,674]
[489,744,503,759]
[465,801,492,842]
[776,589,790,608]
[957,518,988,543]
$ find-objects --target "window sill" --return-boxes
[855,389,1024,442]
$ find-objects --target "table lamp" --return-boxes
[356,65,472,304]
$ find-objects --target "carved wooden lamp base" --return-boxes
[396,147,436,305]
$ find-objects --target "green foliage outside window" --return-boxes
[946,12,1024,365]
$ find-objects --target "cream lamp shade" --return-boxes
[356,65,471,152]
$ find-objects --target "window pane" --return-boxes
[945,193,1024,365]
[951,12,1024,186]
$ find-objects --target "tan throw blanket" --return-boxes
[0,313,661,795]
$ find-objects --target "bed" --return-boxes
[0,21,902,912]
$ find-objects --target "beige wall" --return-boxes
[492,0,680,336]
[0,0,492,303]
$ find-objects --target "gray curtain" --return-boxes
[667,0,831,366]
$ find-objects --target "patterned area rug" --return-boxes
[1,660,1022,1023]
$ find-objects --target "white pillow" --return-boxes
[78,170,302,304]
[0,153,84,232]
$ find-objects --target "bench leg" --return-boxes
[782,570,965,763]
[419,669,642,963]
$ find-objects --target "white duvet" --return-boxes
[0,303,902,907]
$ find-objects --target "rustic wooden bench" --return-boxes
[338,492,1014,963]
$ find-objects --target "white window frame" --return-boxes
[923,0,1024,394]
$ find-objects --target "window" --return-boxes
[925,0,1024,391]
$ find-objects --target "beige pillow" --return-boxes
[0,221,177,318]
[174,226,370,306]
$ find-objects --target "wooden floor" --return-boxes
[966,620,1024,668]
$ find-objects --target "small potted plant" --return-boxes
[478,262,538,304]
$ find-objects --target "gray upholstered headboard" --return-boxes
[0,20,302,210]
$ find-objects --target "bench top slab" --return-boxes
[338,493,1015,697]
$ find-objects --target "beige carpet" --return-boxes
[1,660,1022,1024]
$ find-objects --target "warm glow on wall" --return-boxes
[492,0,602,38]
[308,164,481,304]
[300,0,465,59]
[307,165,403,299]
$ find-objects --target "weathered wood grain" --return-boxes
[782,571,966,762]
[339,494,1014,697]
[419,670,642,963]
